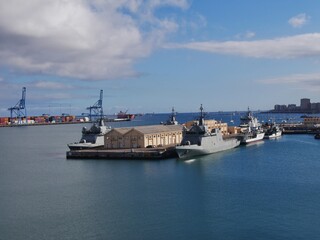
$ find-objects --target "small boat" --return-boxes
[239,108,265,144]
[175,105,240,159]
[68,119,111,150]
[264,124,282,139]
[315,133,320,139]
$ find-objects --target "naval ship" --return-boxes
[175,105,240,159]
[68,119,111,150]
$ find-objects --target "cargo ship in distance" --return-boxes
[175,105,240,159]
[116,110,135,121]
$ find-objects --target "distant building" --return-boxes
[311,103,320,112]
[288,104,296,110]
[300,98,311,111]
[274,104,287,111]
[271,98,320,113]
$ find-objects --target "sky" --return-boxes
[1,0,320,116]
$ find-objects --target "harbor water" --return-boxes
[1,113,320,240]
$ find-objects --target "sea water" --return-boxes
[1,113,320,240]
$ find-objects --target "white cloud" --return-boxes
[0,0,188,80]
[235,31,256,39]
[288,13,310,28]
[259,73,320,84]
[168,33,320,59]
[259,73,320,92]
[33,81,73,90]
[244,31,255,39]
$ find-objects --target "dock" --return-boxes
[280,123,320,134]
[66,146,178,160]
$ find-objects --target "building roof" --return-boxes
[105,125,183,137]
[132,124,183,135]
[109,127,132,135]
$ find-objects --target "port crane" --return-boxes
[87,89,103,121]
[8,87,27,123]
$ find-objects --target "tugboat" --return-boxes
[239,108,265,144]
[68,119,111,150]
[175,105,240,159]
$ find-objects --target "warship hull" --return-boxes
[176,137,240,159]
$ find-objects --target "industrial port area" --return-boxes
[0,88,135,127]
[2,87,320,160]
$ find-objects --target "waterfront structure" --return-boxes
[8,87,27,124]
[184,119,228,135]
[87,89,103,121]
[227,126,241,134]
[303,117,320,127]
[104,125,183,149]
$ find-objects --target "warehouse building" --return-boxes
[104,125,183,149]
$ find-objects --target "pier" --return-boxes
[280,123,320,134]
[66,146,178,160]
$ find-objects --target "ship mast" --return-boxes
[199,104,205,126]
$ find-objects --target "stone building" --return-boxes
[184,119,229,135]
[303,117,320,127]
[104,125,183,149]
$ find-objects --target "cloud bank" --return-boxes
[169,33,320,59]
[0,0,188,80]
[259,73,320,92]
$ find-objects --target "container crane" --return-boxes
[86,90,103,121]
[8,87,27,123]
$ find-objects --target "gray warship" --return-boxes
[175,105,240,159]
[68,119,111,150]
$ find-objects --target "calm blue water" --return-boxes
[1,113,320,240]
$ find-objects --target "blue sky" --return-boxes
[1,0,320,116]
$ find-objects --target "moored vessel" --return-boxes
[264,124,282,139]
[68,119,111,150]
[239,108,265,144]
[175,105,240,159]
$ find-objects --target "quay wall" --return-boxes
[66,147,178,160]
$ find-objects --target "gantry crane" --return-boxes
[8,87,27,123]
[86,90,103,121]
